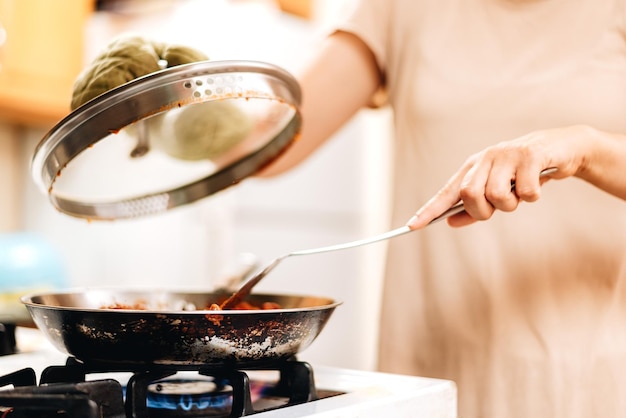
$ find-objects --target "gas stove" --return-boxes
[0,327,457,417]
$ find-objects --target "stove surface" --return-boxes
[0,328,457,417]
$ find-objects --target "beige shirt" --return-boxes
[339,1,626,417]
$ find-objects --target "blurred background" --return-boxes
[0,0,393,371]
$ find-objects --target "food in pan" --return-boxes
[102,299,281,311]
[208,301,281,310]
[102,301,149,310]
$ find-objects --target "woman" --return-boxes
[262,1,626,417]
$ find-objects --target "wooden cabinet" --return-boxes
[0,0,94,127]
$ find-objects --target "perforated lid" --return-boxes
[31,60,301,220]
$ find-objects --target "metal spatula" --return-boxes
[220,167,557,309]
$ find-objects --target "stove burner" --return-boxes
[0,357,339,417]
[125,361,318,417]
[147,377,232,417]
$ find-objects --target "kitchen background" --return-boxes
[0,0,394,372]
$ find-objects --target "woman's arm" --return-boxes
[407,125,626,229]
[259,30,382,176]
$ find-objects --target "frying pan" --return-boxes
[21,290,340,368]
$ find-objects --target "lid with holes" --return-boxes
[31,60,301,220]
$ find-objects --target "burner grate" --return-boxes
[0,358,328,418]
[0,374,125,418]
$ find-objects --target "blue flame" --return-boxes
[147,394,232,411]
[138,378,234,412]
[125,376,282,412]
[147,391,232,410]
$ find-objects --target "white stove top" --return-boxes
[0,328,457,417]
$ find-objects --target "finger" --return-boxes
[406,165,472,230]
[458,161,496,221]
[511,163,545,203]
[446,211,478,227]
[483,164,520,212]
[406,189,461,230]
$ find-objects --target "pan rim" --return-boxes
[20,288,342,315]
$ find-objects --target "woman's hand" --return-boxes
[407,125,626,230]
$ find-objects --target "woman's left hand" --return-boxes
[406,125,605,229]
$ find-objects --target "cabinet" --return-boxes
[0,0,94,126]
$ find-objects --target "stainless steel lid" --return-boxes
[31,60,301,220]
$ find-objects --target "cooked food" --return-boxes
[103,300,149,310]
[209,301,281,310]
[102,299,281,311]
